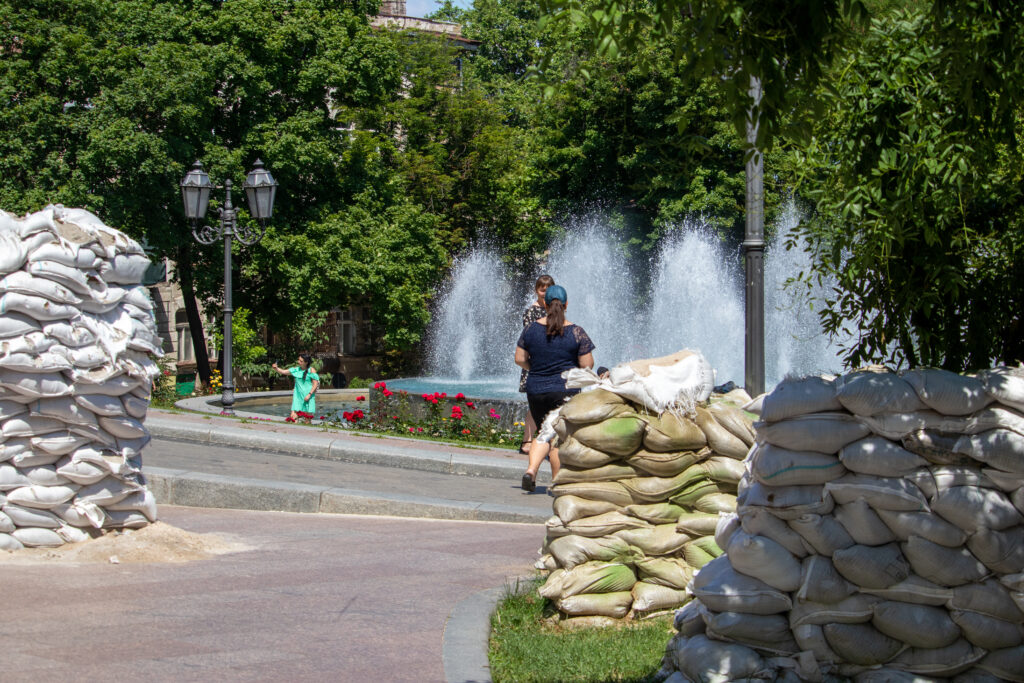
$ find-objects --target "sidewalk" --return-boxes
[144,409,555,524]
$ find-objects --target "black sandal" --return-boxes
[521,472,536,492]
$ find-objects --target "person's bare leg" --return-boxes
[521,412,536,454]
[548,446,560,479]
[522,440,551,491]
[289,410,298,421]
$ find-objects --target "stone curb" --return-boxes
[443,586,504,683]
[145,467,548,524]
[145,416,546,482]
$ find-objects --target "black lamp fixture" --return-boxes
[180,159,278,414]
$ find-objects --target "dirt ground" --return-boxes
[0,521,251,564]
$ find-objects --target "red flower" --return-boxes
[356,395,366,401]
[408,427,415,433]
[285,416,296,423]
[400,390,408,396]
[461,429,471,435]
[373,382,387,390]
[440,392,447,398]
[455,393,465,400]
[382,389,393,397]
[416,427,423,432]
[319,415,326,420]
[465,401,475,409]
[392,415,399,420]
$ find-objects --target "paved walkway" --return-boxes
[0,505,540,682]
[144,409,556,523]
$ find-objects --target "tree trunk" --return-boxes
[176,243,212,386]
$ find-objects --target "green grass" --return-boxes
[489,578,672,683]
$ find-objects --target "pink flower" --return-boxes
[416,427,423,432]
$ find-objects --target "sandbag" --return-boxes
[757,412,871,453]
[823,622,903,666]
[726,530,802,592]
[949,579,1024,622]
[672,634,765,682]
[620,467,711,504]
[557,437,621,469]
[788,594,878,628]
[796,555,855,604]
[550,481,633,507]
[552,561,637,598]
[888,639,984,677]
[630,581,689,614]
[872,601,960,649]
[978,366,1024,412]
[832,543,910,589]
[967,526,1024,574]
[681,536,721,569]
[738,482,834,520]
[547,534,638,570]
[626,447,709,477]
[839,436,928,476]
[613,523,691,556]
[623,502,686,525]
[566,511,651,537]
[556,591,633,618]
[11,526,65,547]
[836,370,926,416]
[788,512,855,556]
[902,368,993,416]
[976,645,1024,682]
[860,574,952,606]
[704,610,798,653]
[553,495,620,524]
[740,507,808,558]
[904,536,989,587]
[932,485,1023,532]
[642,413,707,452]
[635,556,695,589]
[707,401,756,446]
[2,503,62,527]
[955,429,1024,474]
[690,555,792,615]
[694,406,749,459]
[834,499,898,546]
[573,415,647,456]
[760,375,841,422]
[676,510,724,537]
[560,389,631,424]
[692,492,737,515]
[668,479,725,507]
[825,473,929,512]
[876,508,968,547]
[751,443,846,486]
[951,610,1024,650]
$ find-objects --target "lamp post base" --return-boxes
[220,387,235,415]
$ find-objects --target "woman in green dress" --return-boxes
[272,353,319,422]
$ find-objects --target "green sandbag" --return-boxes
[560,389,632,425]
[547,534,640,570]
[698,456,746,486]
[680,536,723,569]
[550,481,634,507]
[624,502,686,524]
[558,437,621,469]
[693,492,737,514]
[626,447,710,477]
[675,511,722,536]
[690,535,723,557]
[553,462,637,485]
[642,413,707,452]
[695,406,750,459]
[631,581,690,614]
[620,465,712,504]
[669,478,723,507]
[555,560,638,598]
[635,556,696,589]
[553,495,620,524]
[567,511,651,538]
[573,415,647,456]
[614,523,692,555]
[557,591,633,618]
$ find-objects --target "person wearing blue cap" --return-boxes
[514,284,595,491]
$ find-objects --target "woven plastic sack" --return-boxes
[823,622,903,666]
[833,499,898,546]
[704,610,798,654]
[977,365,1024,412]
[903,536,989,587]
[553,462,636,485]
[690,555,792,615]
[872,600,960,648]
[634,556,695,589]
[757,412,870,453]
[902,368,993,416]
[835,370,926,416]
[839,436,928,477]
[559,389,632,425]
[547,535,638,570]
[553,495,619,524]
[549,481,633,507]
[556,591,633,618]
[626,447,709,477]
[832,543,909,589]
[557,437,620,469]
[572,415,646,456]
[671,634,765,682]
[613,523,691,556]
[623,502,685,525]
[726,530,802,592]
[751,443,846,486]
[566,511,650,538]
[694,407,749,459]
[630,581,689,614]
[642,413,707,453]
[740,507,808,558]
[760,375,841,423]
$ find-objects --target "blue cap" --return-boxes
[545,285,567,305]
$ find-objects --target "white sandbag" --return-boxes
[10,450,63,469]
[0,351,72,373]
[876,508,968,547]
[11,526,65,547]
[740,507,808,558]
[554,495,620,524]
[674,600,706,637]
[65,344,109,369]
[839,436,928,476]
[978,366,1024,412]
[29,240,100,269]
[796,555,855,604]
[760,375,841,422]
[566,511,650,537]
[0,532,25,550]
[0,291,79,320]
[690,555,792,615]
[2,503,62,527]
[30,397,99,426]
[793,624,840,664]
[832,543,910,589]
[932,486,1023,532]
[929,465,999,491]
[0,464,32,490]
[0,371,72,398]
[547,535,638,570]
[630,581,689,614]
[26,259,93,294]
[714,511,740,549]
[967,526,1024,574]
[737,482,834,520]
[0,400,28,420]
[834,499,898,546]
[888,639,984,677]
[0,270,82,304]
[0,312,41,338]
[23,465,70,487]
[54,459,108,486]
[0,229,28,273]
[951,610,1023,650]
[0,510,13,533]
[704,610,798,653]
[673,634,765,682]
[726,530,802,592]
[976,645,1024,682]
[74,477,141,506]
[114,435,150,459]
[904,536,989,586]
[74,394,125,417]
[42,320,96,347]
[71,372,140,396]
[100,252,152,284]
[102,509,151,528]
[123,285,154,311]
[789,594,878,629]
[6,484,79,509]
[756,412,870,453]
[955,430,1024,474]
[1,415,66,438]
[982,468,1023,492]
[788,513,855,556]
[52,500,106,528]
[872,600,960,649]
[836,370,926,416]
[825,474,929,512]
[950,579,1024,622]
[751,443,846,486]
[902,368,993,416]
[823,622,903,666]
[556,591,633,619]
[30,432,92,456]
[858,574,953,607]
[0,330,57,355]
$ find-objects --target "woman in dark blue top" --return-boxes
[514,285,595,491]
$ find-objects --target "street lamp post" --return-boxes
[180,159,278,415]
[742,76,765,398]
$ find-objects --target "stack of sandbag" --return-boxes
[660,366,1024,682]
[0,207,161,550]
[535,383,755,620]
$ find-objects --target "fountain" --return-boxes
[413,202,850,398]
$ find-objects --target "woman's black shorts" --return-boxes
[527,391,576,427]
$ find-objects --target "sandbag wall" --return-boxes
[662,367,1024,682]
[0,207,161,550]
[535,387,755,619]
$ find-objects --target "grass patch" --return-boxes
[489,578,671,683]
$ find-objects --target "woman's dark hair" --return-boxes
[535,274,555,291]
[300,353,313,381]
[545,299,566,338]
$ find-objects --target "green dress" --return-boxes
[289,366,319,413]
